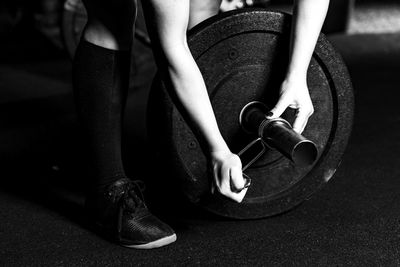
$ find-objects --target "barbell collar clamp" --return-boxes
[240,101,318,167]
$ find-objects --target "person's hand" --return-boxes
[210,150,248,203]
[268,78,314,134]
[220,0,245,12]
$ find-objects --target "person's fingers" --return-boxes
[216,166,248,202]
[242,173,252,190]
[268,94,291,119]
[229,187,248,203]
[292,106,313,134]
[229,165,245,192]
[216,164,231,195]
[211,164,221,194]
[210,154,250,202]
[222,166,249,202]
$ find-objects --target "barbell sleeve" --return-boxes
[240,102,318,166]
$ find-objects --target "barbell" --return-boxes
[147,8,354,219]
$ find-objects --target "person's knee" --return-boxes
[189,0,222,29]
[82,0,136,50]
[83,20,133,50]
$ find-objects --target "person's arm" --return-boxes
[142,0,248,202]
[269,0,330,133]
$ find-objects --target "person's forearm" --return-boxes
[164,45,229,154]
[142,0,229,155]
[286,0,329,81]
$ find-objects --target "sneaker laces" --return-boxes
[104,178,147,212]
[121,180,147,212]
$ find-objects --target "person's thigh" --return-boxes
[189,0,222,29]
[82,0,137,50]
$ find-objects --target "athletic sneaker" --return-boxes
[86,178,176,249]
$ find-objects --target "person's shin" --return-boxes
[72,40,131,192]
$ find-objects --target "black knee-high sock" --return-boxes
[73,40,130,192]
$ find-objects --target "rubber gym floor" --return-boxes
[1,5,400,267]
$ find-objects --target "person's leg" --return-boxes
[73,0,134,190]
[73,0,176,248]
[188,0,222,29]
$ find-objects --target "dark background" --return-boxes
[1,0,400,265]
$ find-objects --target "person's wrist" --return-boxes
[208,140,230,157]
[284,70,307,85]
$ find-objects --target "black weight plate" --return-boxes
[148,9,353,219]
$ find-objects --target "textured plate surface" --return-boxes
[148,9,353,219]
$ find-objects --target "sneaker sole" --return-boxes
[122,233,177,249]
